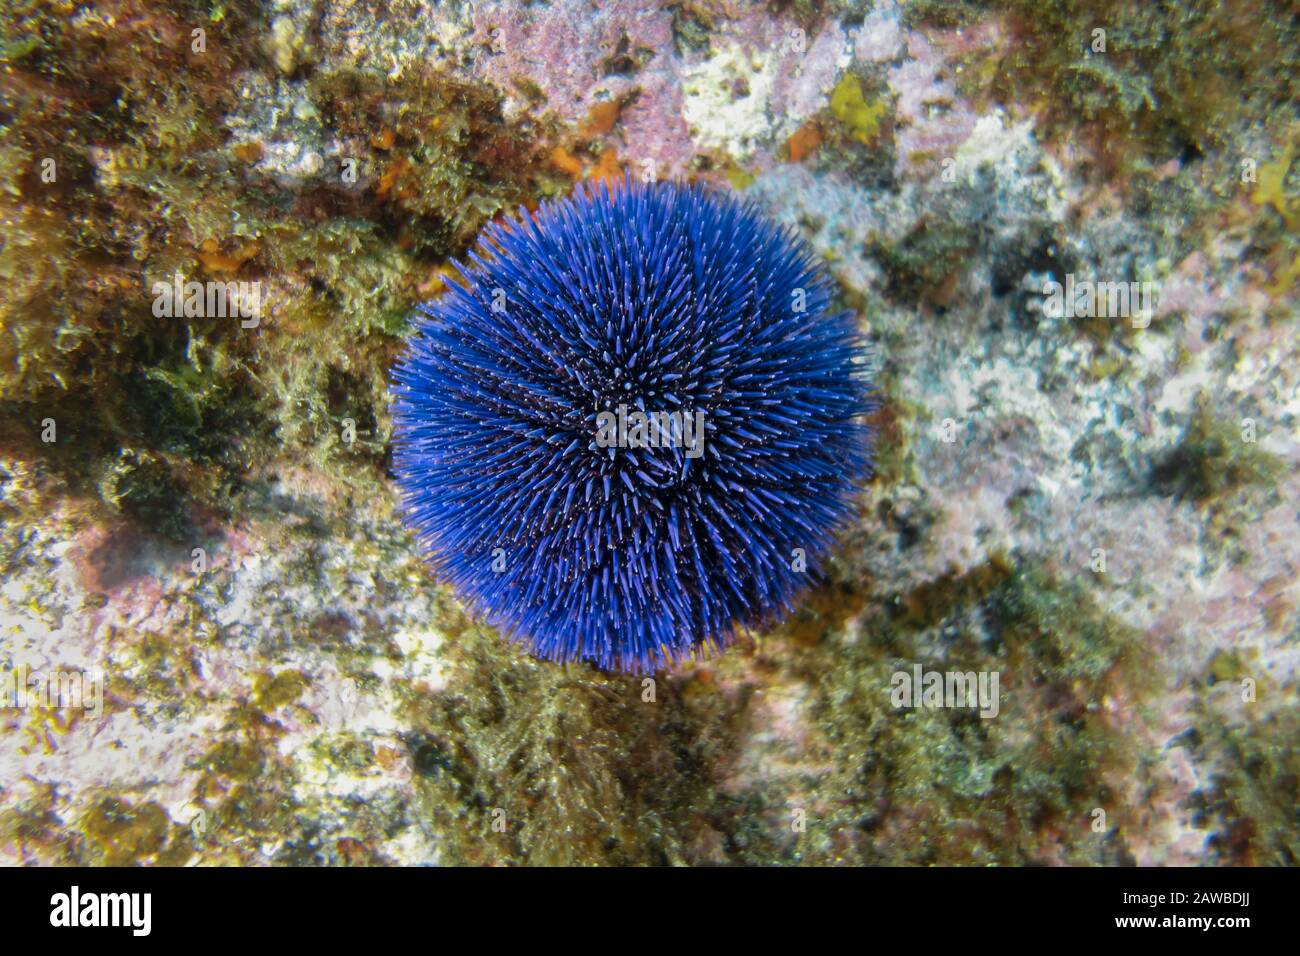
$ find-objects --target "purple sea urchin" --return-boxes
[391,178,872,672]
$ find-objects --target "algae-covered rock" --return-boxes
[0,0,1296,868]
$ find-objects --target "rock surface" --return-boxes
[0,0,1296,865]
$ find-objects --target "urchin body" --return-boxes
[391,178,871,672]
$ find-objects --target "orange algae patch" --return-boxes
[550,145,584,176]
[232,142,263,163]
[588,148,623,184]
[196,239,258,273]
[418,262,464,297]
[582,101,622,137]
[376,157,411,198]
[551,144,622,184]
[787,121,822,163]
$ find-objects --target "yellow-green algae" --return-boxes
[830,75,889,147]
[0,0,548,544]
[398,605,752,866]
[909,0,1299,172]
[1,447,1293,864]
[385,553,1167,865]
[1150,405,1285,507]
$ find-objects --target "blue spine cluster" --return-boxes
[391,177,872,672]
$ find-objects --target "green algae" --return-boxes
[947,0,1298,175]
[399,608,751,866]
[98,450,198,543]
[187,698,314,864]
[388,551,1160,865]
[0,792,197,866]
[0,0,547,548]
[79,797,174,866]
[903,1,988,29]
[0,471,1257,867]
[252,669,309,710]
[0,790,84,865]
[872,218,979,306]
[1188,703,1300,865]
[669,3,713,56]
[1150,406,1284,506]
[784,559,1156,865]
[780,576,868,648]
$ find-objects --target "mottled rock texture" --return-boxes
[1,0,1296,865]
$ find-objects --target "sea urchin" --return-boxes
[391,177,872,672]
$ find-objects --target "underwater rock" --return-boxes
[0,0,1296,867]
